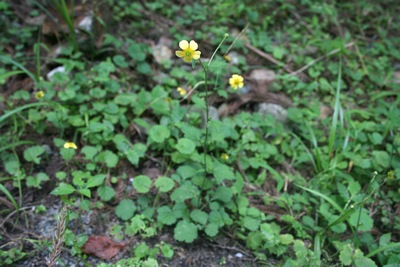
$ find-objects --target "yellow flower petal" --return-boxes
[229,74,244,90]
[35,91,45,99]
[221,153,229,160]
[64,142,77,149]
[189,40,198,50]
[183,56,192,63]
[177,87,187,96]
[176,40,201,63]
[193,51,201,60]
[179,40,189,50]
[175,51,184,57]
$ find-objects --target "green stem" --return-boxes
[196,34,230,207]
[366,242,400,258]
[207,34,229,68]
[0,102,59,123]
[199,59,209,196]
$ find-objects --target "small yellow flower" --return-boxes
[221,153,229,160]
[177,87,187,96]
[229,74,244,90]
[64,142,77,149]
[175,40,201,63]
[223,55,231,62]
[35,91,45,99]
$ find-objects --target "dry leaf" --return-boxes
[82,235,125,260]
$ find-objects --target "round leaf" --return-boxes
[132,175,152,193]
[174,220,198,243]
[155,176,175,192]
[115,199,136,220]
[157,206,178,225]
[175,138,195,155]
[149,125,170,143]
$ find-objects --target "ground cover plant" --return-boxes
[1,0,400,266]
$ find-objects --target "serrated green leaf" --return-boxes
[78,188,91,198]
[379,233,391,247]
[126,143,147,166]
[213,161,235,183]
[354,253,377,267]
[113,55,129,68]
[170,182,199,202]
[349,208,373,231]
[339,244,353,266]
[175,138,195,155]
[81,146,98,160]
[293,240,308,258]
[205,223,219,237]
[149,125,170,143]
[23,145,45,164]
[273,46,284,60]
[176,165,198,179]
[160,243,174,259]
[115,199,136,220]
[174,220,198,243]
[97,185,115,201]
[279,234,294,245]
[209,210,224,227]
[5,160,20,175]
[157,206,178,225]
[60,147,75,161]
[50,183,76,195]
[372,150,390,168]
[128,42,147,61]
[213,186,233,203]
[26,172,49,188]
[242,216,260,231]
[134,242,149,259]
[87,174,106,188]
[190,209,208,225]
[155,176,175,192]
[104,150,119,168]
[132,175,152,193]
[246,231,263,250]
[114,93,137,106]
[369,132,383,145]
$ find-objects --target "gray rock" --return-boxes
[256,103,288,123]
[152,38,173,64]
[249,69,276,87]
[208,106,219,121]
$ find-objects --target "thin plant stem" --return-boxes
[198,59,209,205]
[197,34,229,207]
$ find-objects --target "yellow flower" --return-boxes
[177,87,187,96]
[221,153,229,160]
[229,74,244,90]
[175,40,201,63]
[223,55,231,62]
[35,91,45,99]
[64,142,77,149]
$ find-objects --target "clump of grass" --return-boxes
[46,205,68,267]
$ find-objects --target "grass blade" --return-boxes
[0,183,19,211]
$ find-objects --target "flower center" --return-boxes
[185,50,192,57]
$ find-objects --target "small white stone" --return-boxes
[235,252,243,258]
[47,66,66,81]
[78,16,93,31]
